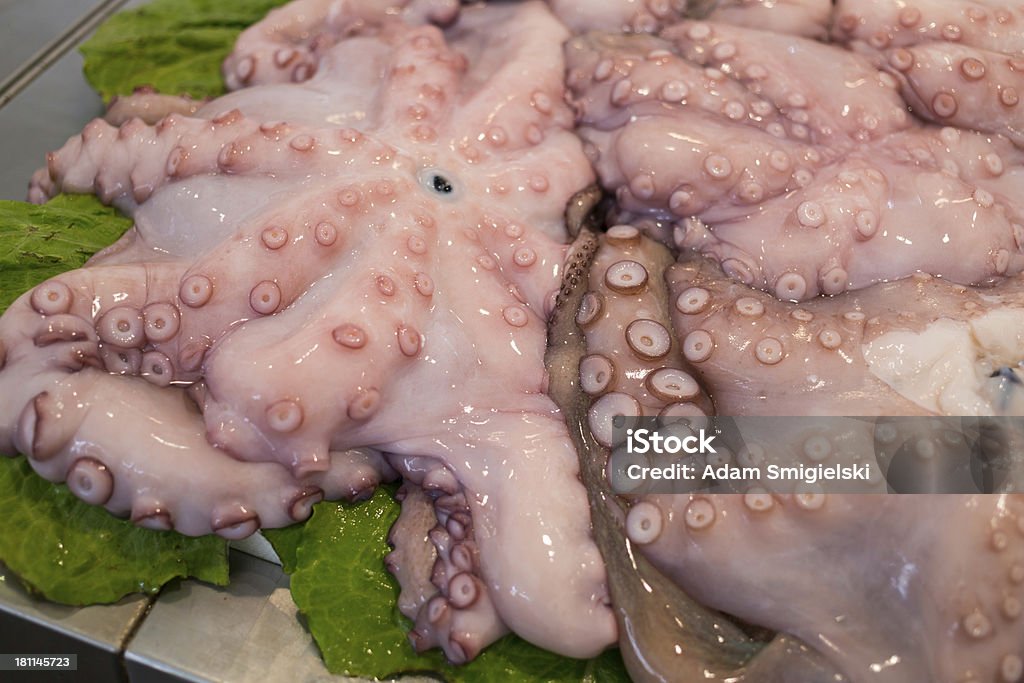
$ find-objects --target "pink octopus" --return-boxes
[6,0,1024,680]
[7,0,616,664]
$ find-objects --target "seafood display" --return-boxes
[3,0,1024,680]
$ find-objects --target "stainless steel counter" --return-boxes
[0,546,368,683]
[0,1,103,78]
[0,0,141,200]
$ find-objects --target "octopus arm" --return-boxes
[667,253,1024,416]
[389,479,511,664]
[579,228,712,447]
[447,2,577,154]
[705,0,832,39]
[385,408,618,661]
[660,19,912,144]
[833,0,1024,55]
[103,88,206,126]
[29,111,373,210]
[632,492,1024,682]
[581,112,811,219]
[547,0,687,34]
[221,0,461,90]
[880,41,1024,145]
[673,126,1024,300]
[0,279,315,537]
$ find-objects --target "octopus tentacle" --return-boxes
[376,24,468,142]
[581,113,817,222]
[383,411,617,659]
[832,0,1024,55]
[4,366,307,537]
[387,433,613,663]
[0,256,391,537]
[631,492,1024,683]
[674,126,1024,299]
[439,411,615,659]
[31,112,392,210]
[580,226,712,446]
[450,3,578,160]
[221,0,461,90]
[0,281,310,537]
[547,0,687,34]
[0,263,203,384]
[667,253,1024,416]
[104,87,206,126]
[568,24,1024,298]
[564,23,906,224]
[660,19,912,145]
[705,0,831,39]
[569,32,800,138]
[407,488,509,664]
[879,42,1024,145]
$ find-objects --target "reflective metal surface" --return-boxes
[124,552,344,683]
[0,564,150,682]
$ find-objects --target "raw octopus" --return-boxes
[2,0,1024,681]
[15,0,616,663]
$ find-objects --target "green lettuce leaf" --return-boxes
[0,194,132,311]
[81,0,289,101]
[265,491,630,682]
[0,457,228,605]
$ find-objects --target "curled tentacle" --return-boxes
[405,488,509,664]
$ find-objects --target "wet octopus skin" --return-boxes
[219,0,828,70]
[9,0,1024,679]
[650,255,1024,677]
[832,0,1024,147]
[566,20,1024,301]
[578,226,713,449]
[9,1,618,663]
[557,234,1024,681]
[622,491,1024,683]
[224,0,690,53]
[667,253,1024,417]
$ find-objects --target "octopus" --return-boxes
[3,0,1024,681]
[13,0,615,663]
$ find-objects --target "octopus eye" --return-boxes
[432,174,453,194]
[419,168,458,199]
